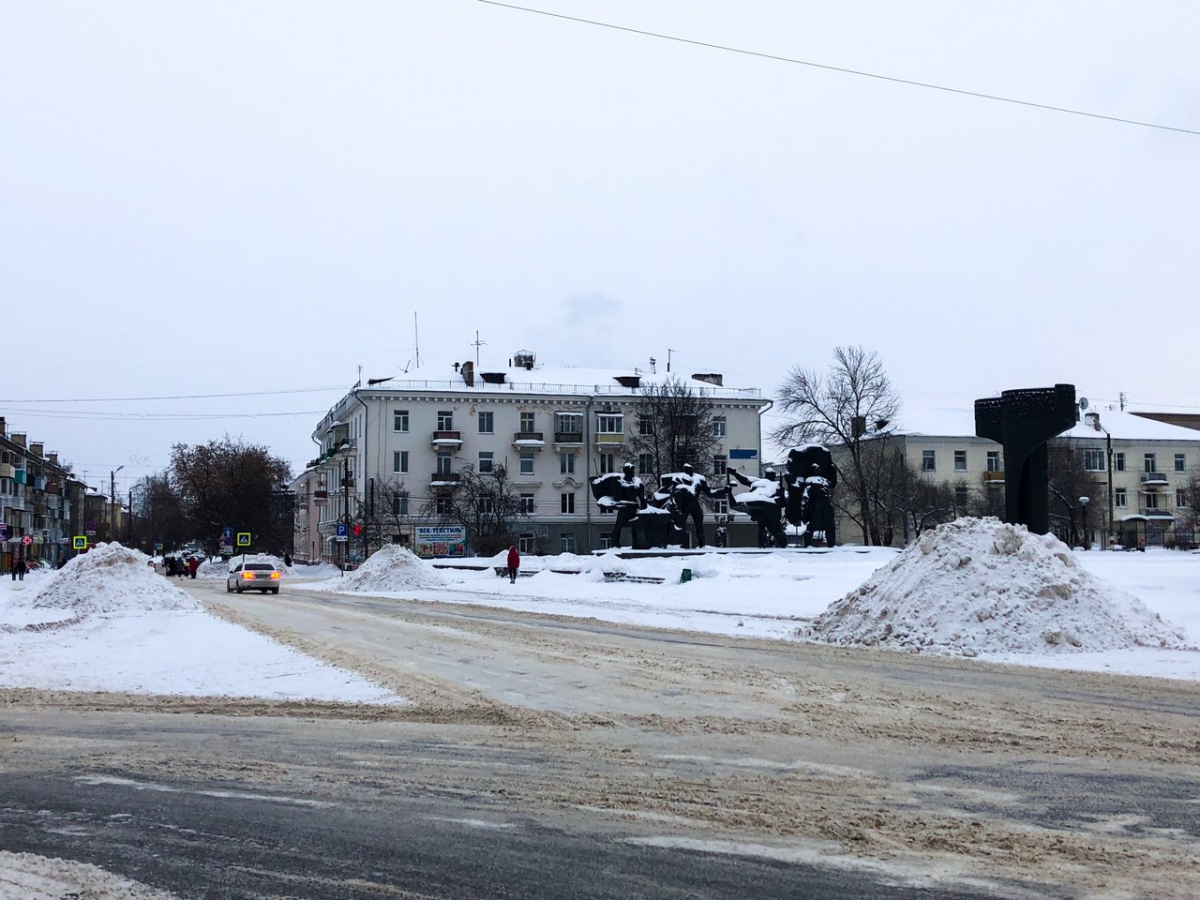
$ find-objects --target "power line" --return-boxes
[8,409,325,422]
[0,385,347,404]
[477,0,1200,137]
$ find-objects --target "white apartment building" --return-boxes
[292,353,769,560]
[838,407,1200,548]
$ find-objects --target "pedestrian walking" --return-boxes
[506,545,520,583]
[187,556,199,579]
[15,559,27,582]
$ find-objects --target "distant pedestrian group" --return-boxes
[9,559,27,581]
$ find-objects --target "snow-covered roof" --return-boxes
[899,407,1200,443]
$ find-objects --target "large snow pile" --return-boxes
[801,518,1191,656]
[328,544,449,592]
[29,543,201,616]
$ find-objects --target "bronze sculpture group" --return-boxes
[590,446,837,550]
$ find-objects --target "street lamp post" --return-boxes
[1079,496,1090,550]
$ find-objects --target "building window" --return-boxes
[560,452,575,475]
[516,451,533,476]
[713,416,727,438]
[560,492,575,514]
[478,451,494,473]
[954,450,967,472]
[435,495,452,515]
[480,493,495,515]
[639,416,654,436]
[638,453,654,475]
[437,451,453,475]
[1114,452,1126,472]
[520,493,535,514]
[713,455,727,476]
[393,450,409,474]
[596,414,623,434]
[478,411,494,434]
[393,410,409,433]
[518,533,536,554]
[556,412,582,434]
[599,535,612,550]
[713,498,729,515]
[986,451,1000,472]
[921,450,936,472]
[1144,453,1157,473]
[599,453,615,474]
[1145,492,1159,510]
[560,533,576,553]
[437,410,454,430]
[1175,453,1186,473]
[392,495,409,516]
[1084,449,1105,472]
[1177,489,1188,508]
[954,485,969,508]
[1115,488,1127,508]
[520,412,536,432]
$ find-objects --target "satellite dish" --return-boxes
[1078,397,1089,411]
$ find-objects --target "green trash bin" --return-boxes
[680,568,692,584]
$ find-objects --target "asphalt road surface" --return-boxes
[3,575,1198,899]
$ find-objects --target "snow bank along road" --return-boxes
[3,577,1199,900]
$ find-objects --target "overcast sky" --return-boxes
[3,1,1197,497]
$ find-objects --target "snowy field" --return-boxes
[3,529,1199,701]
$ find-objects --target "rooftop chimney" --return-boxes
[460,360,475,387]
[48,452,59,466]
[30,442,44,457]
[12,432,26,448]
[1085,412,1101,431]
[692,373,723,386]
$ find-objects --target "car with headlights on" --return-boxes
[227,561,282,594]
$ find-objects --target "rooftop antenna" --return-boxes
[413,312,422,370]
[649,356,656,374]
[667,348,677,373]
[470,330,487,366]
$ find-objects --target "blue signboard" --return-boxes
[729,448,758,460]
[336,523,349,538]
[0,524,8,540]
[221,527,233,539]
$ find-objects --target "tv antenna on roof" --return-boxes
[470,330,487,366]
[413,313,422,370]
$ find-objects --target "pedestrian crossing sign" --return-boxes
[236,532,251,547]
[72,536,88,550]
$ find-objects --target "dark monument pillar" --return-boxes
[974,384,1076,535]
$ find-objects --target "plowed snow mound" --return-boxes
[30,542,201,616]
[327,544,449,592]
[800,518,1191,656]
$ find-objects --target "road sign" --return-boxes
[0,524,7,540]
[335,536,348,543]
[21,535,33,546]
[85,521,94,531]
[222,527,233,539]
[336,523,349,538]
[236,532,251,547]
[86,530,96,537]
[154,542,163,550]
[73,536,88,550]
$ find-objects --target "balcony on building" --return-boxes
[512,431,545,449]
[980,470,1005,484]
[1137,508,1174,518]
[594,432,625,447]
[1140,472,1168,485]
[430,472,461,488]
[0,463,14,479]
[431,430,463,447]
[553,431,584,448]
[313,483,329,505]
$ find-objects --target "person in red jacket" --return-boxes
[506,545,520,583]
[187,556,199,579]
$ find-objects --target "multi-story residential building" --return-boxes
[292,354,769,560]
[0,416,88,570]
[835,407,1200,549]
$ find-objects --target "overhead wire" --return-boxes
[477,0,1200,137]
[0,385,348,404]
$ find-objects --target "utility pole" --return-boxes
[110,466,123,543]
[342,454,350,576]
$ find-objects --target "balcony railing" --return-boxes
[1140,472,1168,485]
[554,431,584,444]
[594,433,625,445]
[432,430,462,445]
[981,470,1005,482]
[430,472,460,486]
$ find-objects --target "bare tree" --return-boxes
[421,464,530,556]
[1178,464,1200,548]
[350,476,420,554]
[772,347,901,545]
[627,376,721,485]
[1047,440,1105,548]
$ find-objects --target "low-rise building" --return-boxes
[292,354,769,559]
[0,416,87,570]
[836,407,1200,549]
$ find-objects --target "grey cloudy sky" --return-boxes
[3,1,1197,497]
